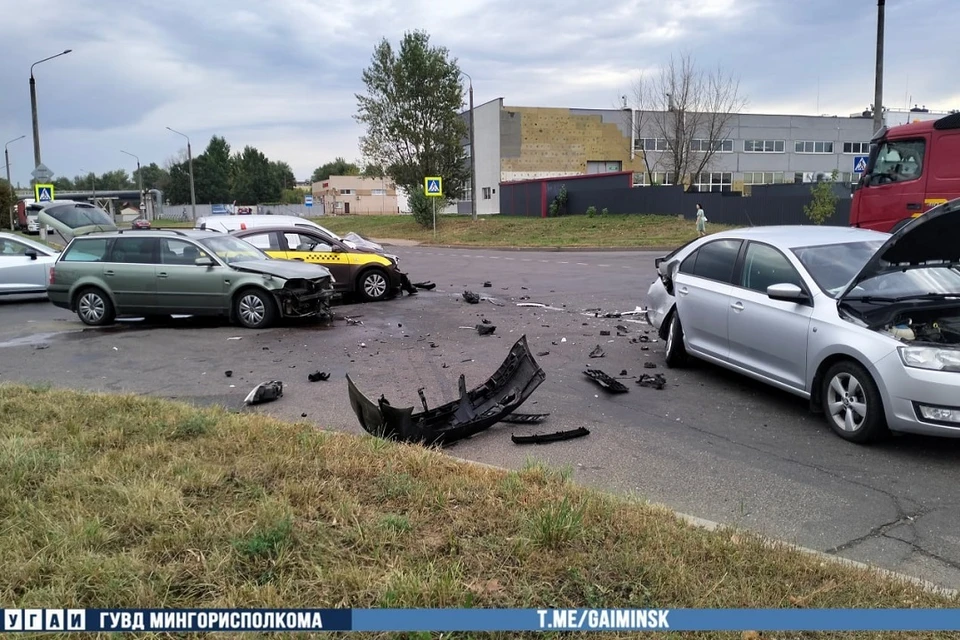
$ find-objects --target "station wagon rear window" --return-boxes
[61,238,111,262]
[42,203,114,229]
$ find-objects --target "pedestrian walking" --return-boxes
[695,203,707,237]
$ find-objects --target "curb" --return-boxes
[373,241,677,253]
[456,456,958,598]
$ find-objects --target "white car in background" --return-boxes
[0,232,60,296]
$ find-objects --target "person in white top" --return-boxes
[695,204,707,237]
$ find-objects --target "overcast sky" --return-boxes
[1,0,957,187]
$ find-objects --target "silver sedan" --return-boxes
[0,232,59,297]
[645,199,960,443]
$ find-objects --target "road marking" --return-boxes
[504,257,515,261]
[598,264,611,267]
[559,261,569,264]
[576,263,589,266]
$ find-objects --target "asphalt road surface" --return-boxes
[3,246,960,590]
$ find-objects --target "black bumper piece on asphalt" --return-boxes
[346,335,546,446]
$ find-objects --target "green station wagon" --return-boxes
[45,228,336,329]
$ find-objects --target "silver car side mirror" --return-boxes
[767,283,808,302]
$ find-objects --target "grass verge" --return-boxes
[1,383,957,639]
[318,214,736,249]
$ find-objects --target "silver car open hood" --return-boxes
[839,198,960,300]
[230,260,333,281]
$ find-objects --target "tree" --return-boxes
[98,169,134,190]
[629,53,747,190]
[231,146,278,204]
[270,160,296,191]
[165,161,192,205]
[804,170,840,224]
[355,29,469,222]
[133,163,170,192]
[311,157,359,183]
[52,176,74,191]
[194,136,232,204]
[0,178,15,229]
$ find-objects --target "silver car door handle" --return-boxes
[104,270,115,276]
[731,301,744,311]
[157,272,168,278]
[678,286,689,296]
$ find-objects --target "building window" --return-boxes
[843,142,870,154]
[635,138,669,152]
[694,172,733,192]
[690,139,734,152]
[339,189,353,195]
[743,140,785,153]
[482,187,492,200]
[795,140,835,154]
[461,187,472,202]
[634,172,675,186]
[371,189,387,196]
[743,172,785,185]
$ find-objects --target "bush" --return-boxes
[804,170,839,225]
[410,190,436,228]
[585,206,597,218]
[601,208,609,217]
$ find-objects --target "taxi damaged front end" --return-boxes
[274,275,335,319]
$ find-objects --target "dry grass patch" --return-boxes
[318,214,736,249]
[1,383,957,640]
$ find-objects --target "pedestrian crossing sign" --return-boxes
[35,183,55,202]
[853,156,869,174]
[424,176,442,197]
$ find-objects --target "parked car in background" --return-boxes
[0,232,59,296]
[41,228,336,329]
[131,218,151,230]
[645,198,960,443]
[231,225,404,301]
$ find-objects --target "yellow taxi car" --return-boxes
[230,225,404,301]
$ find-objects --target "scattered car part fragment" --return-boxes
[512,427,590,445]
[483,281,492,287]
[644,362,658,369]
[346,335,546,446]
[477,324,497,336]
[225,370,233,377]
[500,412,551,424]
[589,345,605,358]
[583,369,629,393]
[637,373,667,390]
[413,281,436,290]
[308,371,330,382]
[537,351,550,357]
[600,330,611,336]
[481,318,492,325]
[616,325,630,333]
[463,291,480,304]
[245,380,283,405]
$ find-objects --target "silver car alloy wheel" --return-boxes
[78,292,105,324]
[826,372,868,433]
[665,315,675,354]
[239,294,266,326]
[364,272,387,298]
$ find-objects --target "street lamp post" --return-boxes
[4,135,25,231]
[120,150,144,217]
[166,127,197,220]
[30,50,72,168]
[460,71,477,222]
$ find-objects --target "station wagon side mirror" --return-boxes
[25,250,38,260]
[767,283,809,303]
[195,256,216,267]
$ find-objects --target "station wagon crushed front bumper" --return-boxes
[274,277,335,319]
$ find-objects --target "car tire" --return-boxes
[234,288,277,329]
[75,287,116,327]
[820,360,889,444]
[357,268,390,302]
[664,310,688,368]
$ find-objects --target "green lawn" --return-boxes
[317,214,734,249]
[1,383,957,640]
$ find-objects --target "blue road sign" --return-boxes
[424,176,443,197]
[853,155,869,173]
[304,195,313,207]
[35,185,54,202]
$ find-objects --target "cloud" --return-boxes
[0,0,956,187]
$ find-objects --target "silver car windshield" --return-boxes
[792,241,885,298]
[851,267,960,298]
[197,236,269,264]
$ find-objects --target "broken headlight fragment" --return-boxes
[347,335,546,446]
[512,427,590,445]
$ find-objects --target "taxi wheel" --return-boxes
[358,268,389,302]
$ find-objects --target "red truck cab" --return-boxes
[850,111,960,233]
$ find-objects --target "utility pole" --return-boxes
[121,150,143,217]
[873,0,886,135]
[29,50,72,169]
[166,127,197,220]
[461,71,477,221]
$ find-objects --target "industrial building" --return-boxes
[311,175,399,215]
[451,100,954,215]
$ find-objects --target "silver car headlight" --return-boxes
[898,346,960,372]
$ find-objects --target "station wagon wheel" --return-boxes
[821,360,888,444]
[664,310,688,367]
[358,268,389,302]
[76,287,116,327]
[235,288,276,329]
